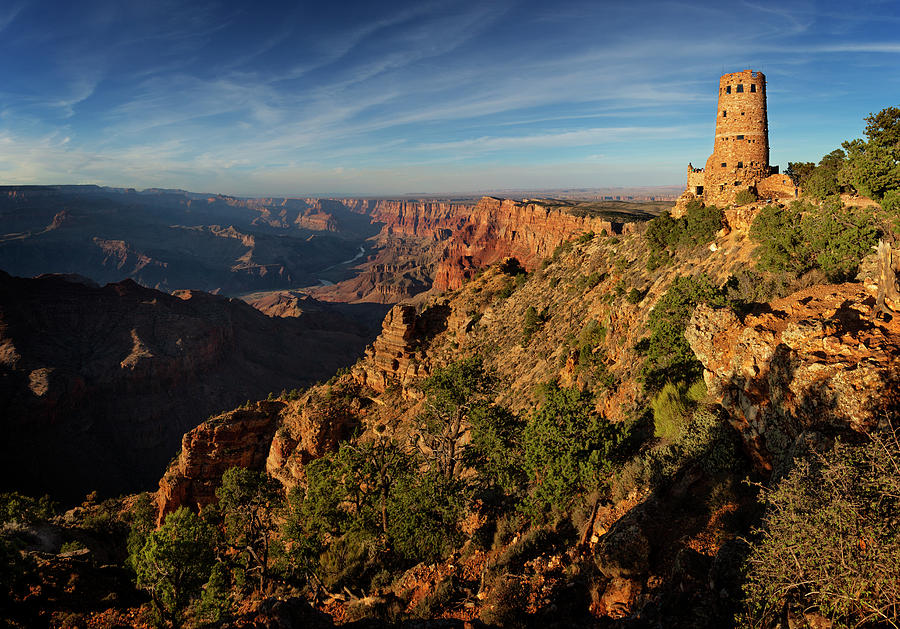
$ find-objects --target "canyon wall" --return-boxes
[314,197,646,302]
[0,272,375,503]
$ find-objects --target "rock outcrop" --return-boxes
[353,305,431,395]
[266,383,366,489]
[686,283,900,470]
[156,401,283,523]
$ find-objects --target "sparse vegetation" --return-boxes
[750,199,880,282]
[743,426,900,627]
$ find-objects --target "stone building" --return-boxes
[683,69,798,206]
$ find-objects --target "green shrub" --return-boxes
[198,562,232,623]
[651,383,690,441]
[803,149,848,200]
[317,531,381,591]
[883,188,900,213]
[552,240,573,260]
[133,507,216,626]
[575,271,605,291]
[734,189,758,205]
[641,274,725,392]
[614,404,737,501]
[575,320,607,372]
[522,306,549,344]
[0,492,56,524]
[576,231,595,244]
[626,287,644,304]
[683,201,724,244]
[215,467,285,591]
[462,404,525,495]
[59,540,86,553]
[387,470,464,564]
[522,385,631,519]
[412,575,458,619]
[840,108,900,201]
[479,576,528,628]
[496,278,516,299]
[722,269,793,314]
[644,202,723,270]
[742,428,900,627]
[750,200,880,282]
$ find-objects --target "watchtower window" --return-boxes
[736,134,744,140]
[721,162,727,168]
[750,84,756,93]
[726,85,731,94]
[722,110,727,117]
[736,84,744,93]
[737,161,743,168]
[734,181,742,186]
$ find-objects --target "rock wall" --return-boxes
[686,283,900,471]
[155,401,283,524]
[369,197,641,293]
[756,173,799,200]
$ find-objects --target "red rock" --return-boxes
[155,401,283,523]
[686,283,900,470]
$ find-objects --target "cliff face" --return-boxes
[686,283,900,471]
[156,401,283,524]
[313,197,646,303]
[157,382,367,519]
[0,271,375,502]
[375,197,642,292]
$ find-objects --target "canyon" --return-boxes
[0,186,663,505]
[1,186,659,305]
[0,271,376,502]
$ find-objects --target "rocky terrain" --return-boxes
[687,283,900,472]
[0,186,379,295]
[0,271,375,502]
[137,191,900,626]
[4,184,899,628]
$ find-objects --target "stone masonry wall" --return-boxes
[703,70,770,204]
[700,70,772,206]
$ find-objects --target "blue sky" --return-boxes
[0,0,899,196]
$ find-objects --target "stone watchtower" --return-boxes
[683,69,797,206]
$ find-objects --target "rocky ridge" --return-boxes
[0,271,375,502]
[687,281,900,471]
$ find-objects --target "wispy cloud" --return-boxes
[1,0,899,194]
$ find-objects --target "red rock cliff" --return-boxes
[686,283,900,471]
[369,197,643,292]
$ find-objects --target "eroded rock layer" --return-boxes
[686,283,900,470]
